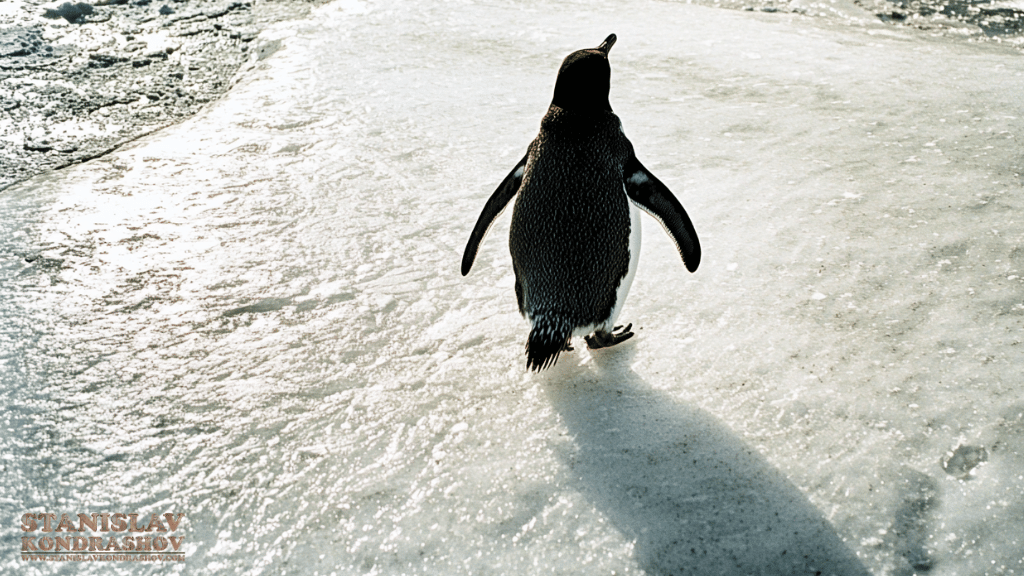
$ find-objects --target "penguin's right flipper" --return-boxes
[623,155,701,272]
[462,153,529,276]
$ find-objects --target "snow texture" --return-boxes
[2,0,1023,574]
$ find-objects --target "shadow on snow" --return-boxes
[541,344,870,576]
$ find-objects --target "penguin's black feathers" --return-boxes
[623,155,702,272]
[525,313,572,371]
[461,153,528,276]
[551,35,615,112]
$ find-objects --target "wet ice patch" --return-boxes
[941,444,988,479]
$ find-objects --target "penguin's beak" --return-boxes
[597,34,616,54]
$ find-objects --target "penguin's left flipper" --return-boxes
[462,153,529,276]
[623,155,701,272]
[585,323,634,350]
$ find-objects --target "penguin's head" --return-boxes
[551,34,616,112]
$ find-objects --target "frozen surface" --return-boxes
[2,0,1024,574]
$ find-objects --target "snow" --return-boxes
[2,0,1023,574]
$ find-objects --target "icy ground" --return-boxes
[2,0,1023,574]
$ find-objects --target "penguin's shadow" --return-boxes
[542,345,871,576]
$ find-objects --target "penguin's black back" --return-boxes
[509,106,633,330]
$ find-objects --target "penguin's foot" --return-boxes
[585,324,633,349]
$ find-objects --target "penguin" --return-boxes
[462,34,700,371]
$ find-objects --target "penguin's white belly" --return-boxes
[568,194,641,337]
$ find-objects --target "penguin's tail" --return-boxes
[526,313,572,371]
